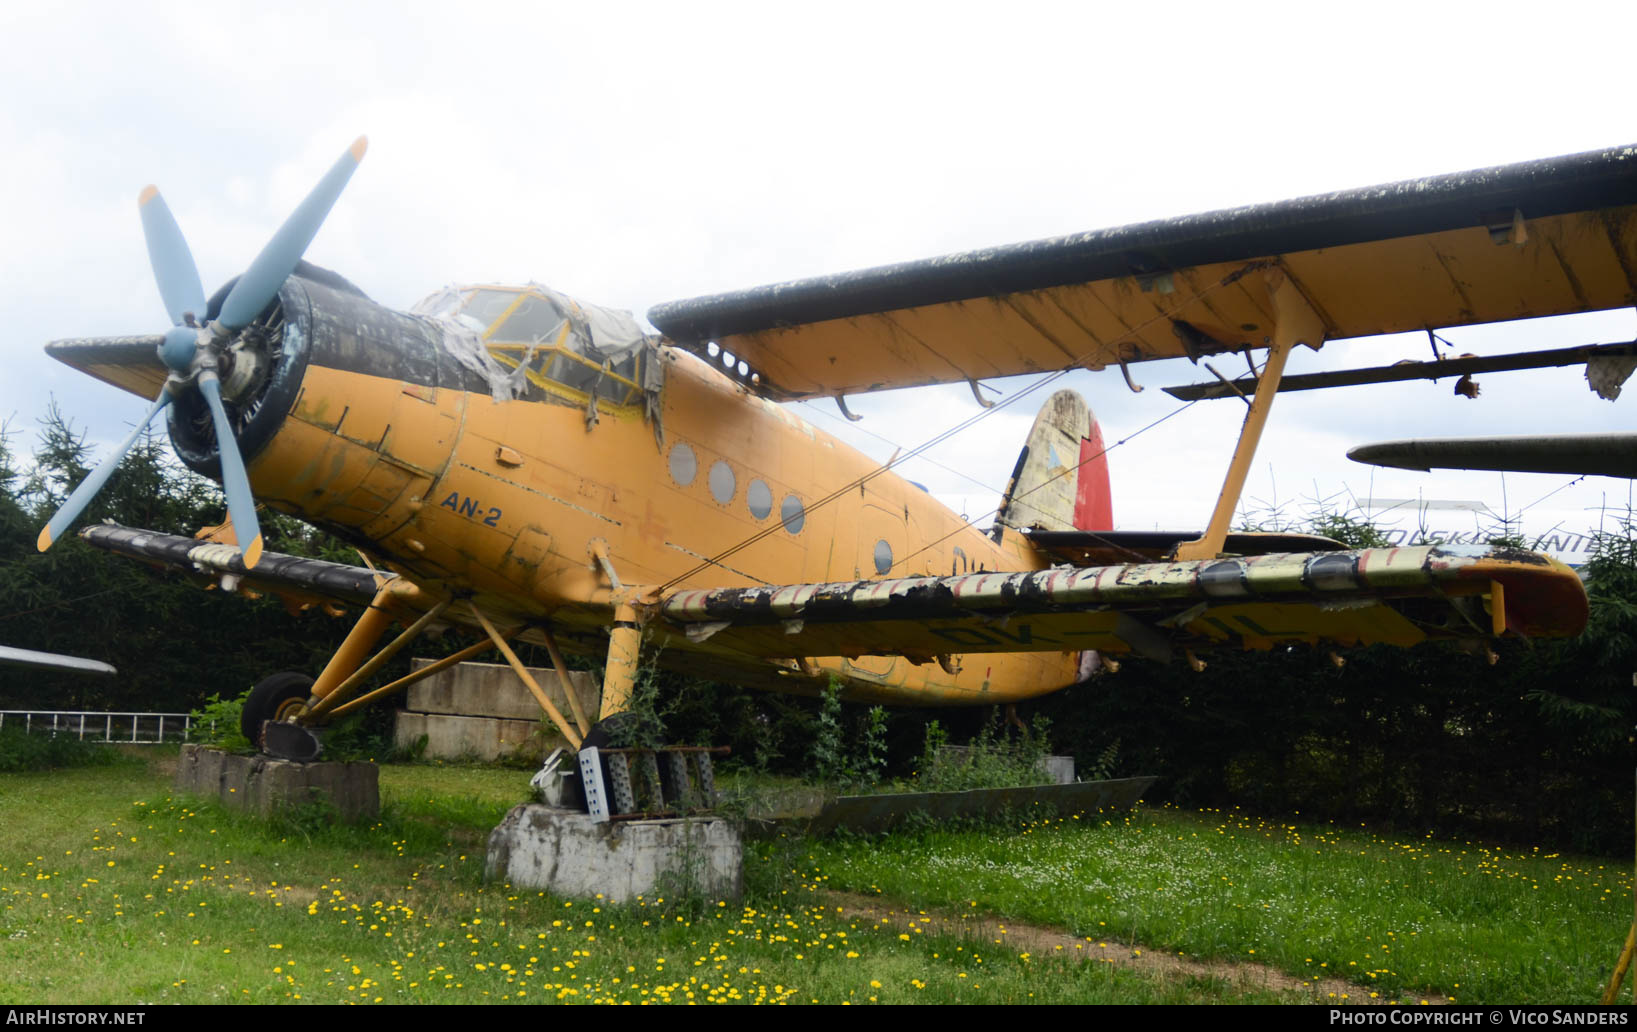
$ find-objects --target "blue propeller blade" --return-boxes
[138,187,207,328]
[37,392,172,553]
[216,137,368,331]
[197,374,264,569]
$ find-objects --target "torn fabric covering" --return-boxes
[1586,354,1637,400]
[410,285,664,428]
[410,286,522,397]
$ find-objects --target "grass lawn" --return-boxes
[794,804,1632,1004]
[0,751,1626,1004]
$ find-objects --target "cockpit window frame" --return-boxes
[460,286,645,409]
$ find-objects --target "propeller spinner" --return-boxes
[36,137,368,569]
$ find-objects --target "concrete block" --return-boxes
[486,804,742,904]
[176,744,379,822]
[394,711,575,762]
[1039,755,1076,785]
[190,742,227,796]
[404,659,597,721]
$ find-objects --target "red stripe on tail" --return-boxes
[1074,421,1114,531]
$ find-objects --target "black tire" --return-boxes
[241,671,315,745]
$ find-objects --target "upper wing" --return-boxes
[662,544,1587,662]
[648,144,1637,400]
[44,335,169,402]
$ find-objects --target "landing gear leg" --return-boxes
[256,580,434,759]
[583,601,644,749]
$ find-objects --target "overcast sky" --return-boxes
[4,1,1635,560]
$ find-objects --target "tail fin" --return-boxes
[997,389,1113,533]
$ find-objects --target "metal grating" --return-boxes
[577,746,724,822]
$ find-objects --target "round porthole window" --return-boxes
[780,494,805,534]
[747,478,773,520]
[874,539,894,575]
[709,460,736,504]
[668,442,697,486]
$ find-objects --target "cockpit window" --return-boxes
[460,289,519,332]
[490,294,568,342]
[457,286,645,408]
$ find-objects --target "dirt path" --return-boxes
[822,891,1450,1004]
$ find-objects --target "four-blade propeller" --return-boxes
[36,137,368,569]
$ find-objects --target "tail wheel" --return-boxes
[241,671,315,745]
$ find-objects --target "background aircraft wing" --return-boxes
[0,645,116,676]
[648,144,1637,400]
[662,544,1587,663]
[1349,432,1637,478]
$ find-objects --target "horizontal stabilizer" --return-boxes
[1349,434,1637,478]
[1026,529,1344,565]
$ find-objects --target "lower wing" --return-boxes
[80,524,385,608]
[78,525,1586,665]
[663,545,1586,662]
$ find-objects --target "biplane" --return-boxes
[35,138,1629,756]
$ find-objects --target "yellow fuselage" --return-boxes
[248,343,1080,704]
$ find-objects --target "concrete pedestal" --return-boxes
[175,743,379,821]
[486,803,742,903]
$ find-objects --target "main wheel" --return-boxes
[241,671,315,746]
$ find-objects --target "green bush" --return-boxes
[0,725,118,772]
[914,711,1054,792]
[187,690,254,753]
[809,677,890,789]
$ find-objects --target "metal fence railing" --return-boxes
[0,710,202,745]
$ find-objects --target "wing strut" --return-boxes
[470,603,584,750]
[1174,270,1324,561]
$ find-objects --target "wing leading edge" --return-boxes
[662,545,1587,662]
[649,143,1637,400]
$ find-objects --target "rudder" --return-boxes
[997,389,1113,533]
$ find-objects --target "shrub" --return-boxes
[187,690,254,753]
[0,725,118,772]
[915,711,1054,792]
[809,677,890,789]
